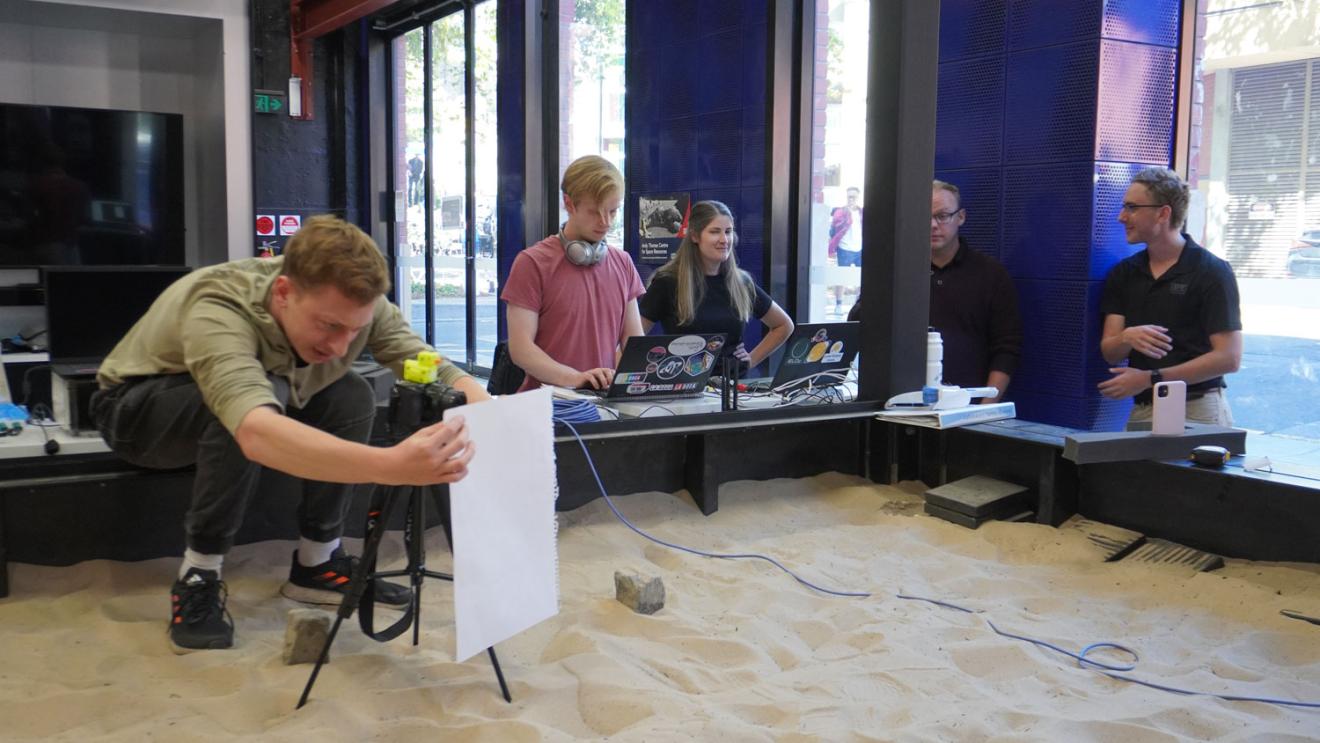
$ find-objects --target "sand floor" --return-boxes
[1,472,1317,741]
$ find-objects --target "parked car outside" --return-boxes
[1287,228,1320,277]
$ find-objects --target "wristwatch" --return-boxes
[1149,368,1164,387]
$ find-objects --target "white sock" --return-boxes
[179,549,224,579]
[298,537,341,567]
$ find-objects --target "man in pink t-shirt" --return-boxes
[502,155,644,391]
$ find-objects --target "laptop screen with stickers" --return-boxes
[600,333,727,399]
[767,322,860,392]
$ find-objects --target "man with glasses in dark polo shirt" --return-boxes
[1098,167,1242,427]
[925,180,1022,402]
[847,181,1022,400]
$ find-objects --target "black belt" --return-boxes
[1134,387,1216,405]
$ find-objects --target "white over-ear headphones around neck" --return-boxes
[559,230,608,266]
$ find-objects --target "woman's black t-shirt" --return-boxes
[639,272,773,352]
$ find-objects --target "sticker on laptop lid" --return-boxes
[686,351,714,375]
[656,356,684,380]
[667,335,706,356]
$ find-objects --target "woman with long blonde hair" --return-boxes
[640,200,793,369]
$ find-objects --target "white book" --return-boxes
[877,402,1016,429]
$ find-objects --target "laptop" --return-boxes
[762,321,860,393]
[581,332,727,400]
[45,266,191,378]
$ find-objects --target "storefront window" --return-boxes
[806,0,870,323]
[1187,0,1320,466]
[558,0,626,246]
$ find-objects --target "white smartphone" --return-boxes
[1152,380,1187,435]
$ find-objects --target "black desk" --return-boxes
[1,402,887,598]
[0,427,138,598]
[875,416,1320,563]
[554,402,882,514]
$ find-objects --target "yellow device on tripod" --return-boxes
[402,351,442,384]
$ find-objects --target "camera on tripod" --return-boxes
[388,351,467,438]
[299,350,511,709]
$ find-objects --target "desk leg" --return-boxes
[917,428,948,487]
[683,435,719,516]
[1035,448,1078,526]
[868,420,896,484]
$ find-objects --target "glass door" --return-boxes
[390,1,498,371]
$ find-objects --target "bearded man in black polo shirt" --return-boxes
[1098,167,1242,427]
[927,180,1022,402]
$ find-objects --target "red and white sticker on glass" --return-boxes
[279,215,302,236]
[256,215,276,236]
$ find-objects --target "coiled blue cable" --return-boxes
[552,399,601,424]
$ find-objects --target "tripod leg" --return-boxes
[430,484,454,553]
[409,484,427,646]
[487,647,512,702]
[297,614,348,709]
[297,485,407,709]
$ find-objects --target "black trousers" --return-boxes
[90,372,376,555]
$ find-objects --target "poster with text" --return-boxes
[638,193,690,265]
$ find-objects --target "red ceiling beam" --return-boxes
[296,0,398,41]
[289,0,400,119]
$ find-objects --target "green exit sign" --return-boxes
[253,90,286,114]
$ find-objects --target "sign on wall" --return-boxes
[638,193,690,265]
[253,89,286,115]
[254,211,307,258]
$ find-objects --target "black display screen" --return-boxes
[0,103,185,266]
[44,266,191,361]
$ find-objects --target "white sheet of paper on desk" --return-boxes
[446,387,558,662]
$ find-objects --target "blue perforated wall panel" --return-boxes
[1012,278,1111,397]
[1008,0,1102,50]
[627,1,769,346]
[1095,40,1177,164]
[938,0,1006,62]
[1004,42,1100,165]
[1001,161,1145,282]
[1001,163,1094,280]
[935,58,1004,170]
[936,0,1181,430]
[1010,390,1132,433]
[1101,0,1180,47]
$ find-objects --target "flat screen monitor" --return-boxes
[44,266,191,363]
[0,102,185,267]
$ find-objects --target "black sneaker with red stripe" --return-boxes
[280,548,411,607]
[169,568,234,653]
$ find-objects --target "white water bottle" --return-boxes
[925,330,943,388]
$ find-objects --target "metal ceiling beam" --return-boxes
[289,0,400,119]
[297,0,399,40]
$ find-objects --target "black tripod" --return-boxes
[296,481,512,708]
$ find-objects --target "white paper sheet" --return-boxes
[446,388,559,661]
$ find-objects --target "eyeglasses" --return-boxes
[1119,202,1165,213]
[931,209,963,225]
